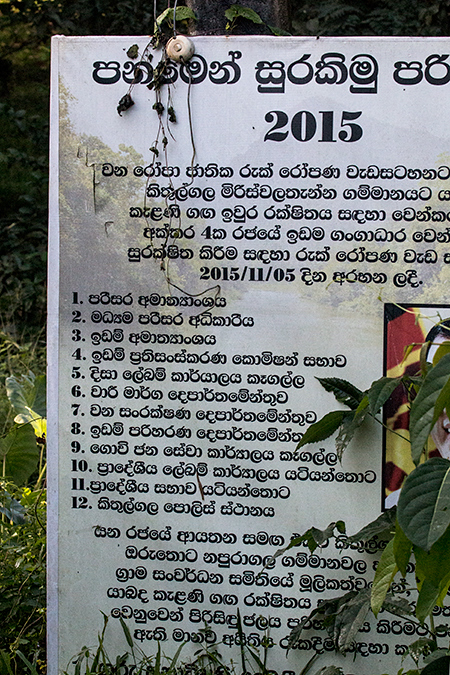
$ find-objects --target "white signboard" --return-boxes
[49,35,450,675]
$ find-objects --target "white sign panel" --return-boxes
[49,36,450,675]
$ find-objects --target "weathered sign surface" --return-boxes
[48,36,450,674]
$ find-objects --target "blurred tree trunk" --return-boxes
[186,0,291,34]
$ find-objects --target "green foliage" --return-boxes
[293,330,450,672]
[223,4,291,35]
[0,101,48,336]
[0,363,47,675]
[367,376,403,415]
[0,371,46,486]
[393,519,412,577]
[409,354,450,463]
[126,44,139,59]
[316,377,364,409]
[283,511,413,661]
[0,0,165,44]
[297,410,350,447]
[268,521,346,569]
[66,613,275,675]
[413,526,450,622]
[4,3,450,675]
[225,4,264,24]
[288,588,373,654]
[0,425,39,486]
[0,482,46,674]
[6,373,46,419]
[0,489,26,525]
[155,6,196,30]
[291,0,450,37]
[421,655,450,675]
[371,539,397,615]
[0,334,45,385]
[296,376,372,459]
[346,506,397,543]
[6,372,46,435]
[397,458,450,551]
[225,4,264,31]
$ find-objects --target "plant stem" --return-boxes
[429,612,436,637]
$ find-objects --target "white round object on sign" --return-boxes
[166,36,195,62]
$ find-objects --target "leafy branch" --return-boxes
[224,4,290,35]
[297,375,403,460]
[287,337,450,673]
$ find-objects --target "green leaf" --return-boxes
[432,341,450,366]
[307,521,346,551]
[174,6,197,22]
[0,490,26,524]
[6,372,46,436]
[409,353,450,464]
[245,642,265,672]
[393,520,413,576]
[397,458,450,550]
[367,376,403,416]
[406,637,437,665]
[313,668,343,675]
[156,7,174,25]
[297,410,349,448]
[126,44,139,59]
[164,643,184,675]
[433,375,450,426]
[381,593,413,618]
[316,377,364,409]
[333,587,371,652]
[0,424,40,485]
[287,592,356,651]
[154,642,161,675]
[298,654,320,675]
[117,93,134,117]
[14,413,46,439]
[335,397,369,460]
[6,372,46,418]
[371,539,398,616]
[423,650,450,667]
[156,6,196,27]
[414,531,450,586]
[0,650,14,675]
[15,651,39,675]
[269,521,345,565]
[413,526,450,615]
[416,579,441,624]
[119,618,133,649]
[347,507,397,544]
[224,4,264,24]
[268,24,291,35]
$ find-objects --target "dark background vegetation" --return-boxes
[1,2,450,672]
[2,0,450,343]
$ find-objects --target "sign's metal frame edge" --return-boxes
[47,34,61,675]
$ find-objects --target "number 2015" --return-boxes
[264,110,363,143]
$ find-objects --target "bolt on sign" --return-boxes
[48,36,450,674]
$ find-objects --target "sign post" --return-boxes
[49,36,450,674]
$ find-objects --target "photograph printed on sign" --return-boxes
[384,303,450,508]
